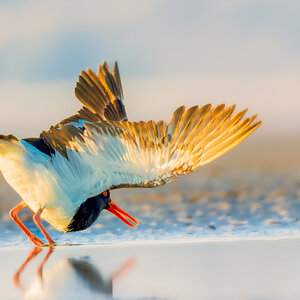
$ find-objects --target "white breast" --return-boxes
[0,141,80,231]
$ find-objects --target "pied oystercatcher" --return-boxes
[0,61,262,246]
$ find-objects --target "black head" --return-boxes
[66,190,139,233]
[66,191,111,232]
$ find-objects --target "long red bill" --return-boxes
[107,202,139,229]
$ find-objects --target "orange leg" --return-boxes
[10,201,45,247]
[33,208,56,246]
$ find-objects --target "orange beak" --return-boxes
[106,202,139,229]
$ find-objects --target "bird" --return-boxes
[0,61,262,247]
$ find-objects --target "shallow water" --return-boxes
[2,239,300,300]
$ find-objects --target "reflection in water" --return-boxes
[68,256,135,296]
[13,247,136,300]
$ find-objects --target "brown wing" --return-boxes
[52,61,127,129]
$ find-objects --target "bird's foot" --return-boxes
[28,235,45,247]
[48,241,56,248]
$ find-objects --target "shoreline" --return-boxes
[3,233,300,251]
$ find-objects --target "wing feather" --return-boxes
[41,104,261,198]
[47,61,127,133]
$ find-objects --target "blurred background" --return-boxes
[0,0,299,245]
[0,0,299,136]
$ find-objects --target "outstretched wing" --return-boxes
[41,104,261,197]
[53,61,127,129]
[30,62,126,157]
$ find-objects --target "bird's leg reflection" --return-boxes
[13,247,42,288]
[13,248,137,299]
[13,246,53,290]
[112,257,136,282]
[36,247,54,279]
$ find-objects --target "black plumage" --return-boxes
[23,137,55,158]
[66,193,110,232]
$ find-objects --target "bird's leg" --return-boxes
[33,208,56,246]
[10,201,45,246]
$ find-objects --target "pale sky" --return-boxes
[0,0,299,137]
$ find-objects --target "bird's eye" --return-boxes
[103,191,108,197]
